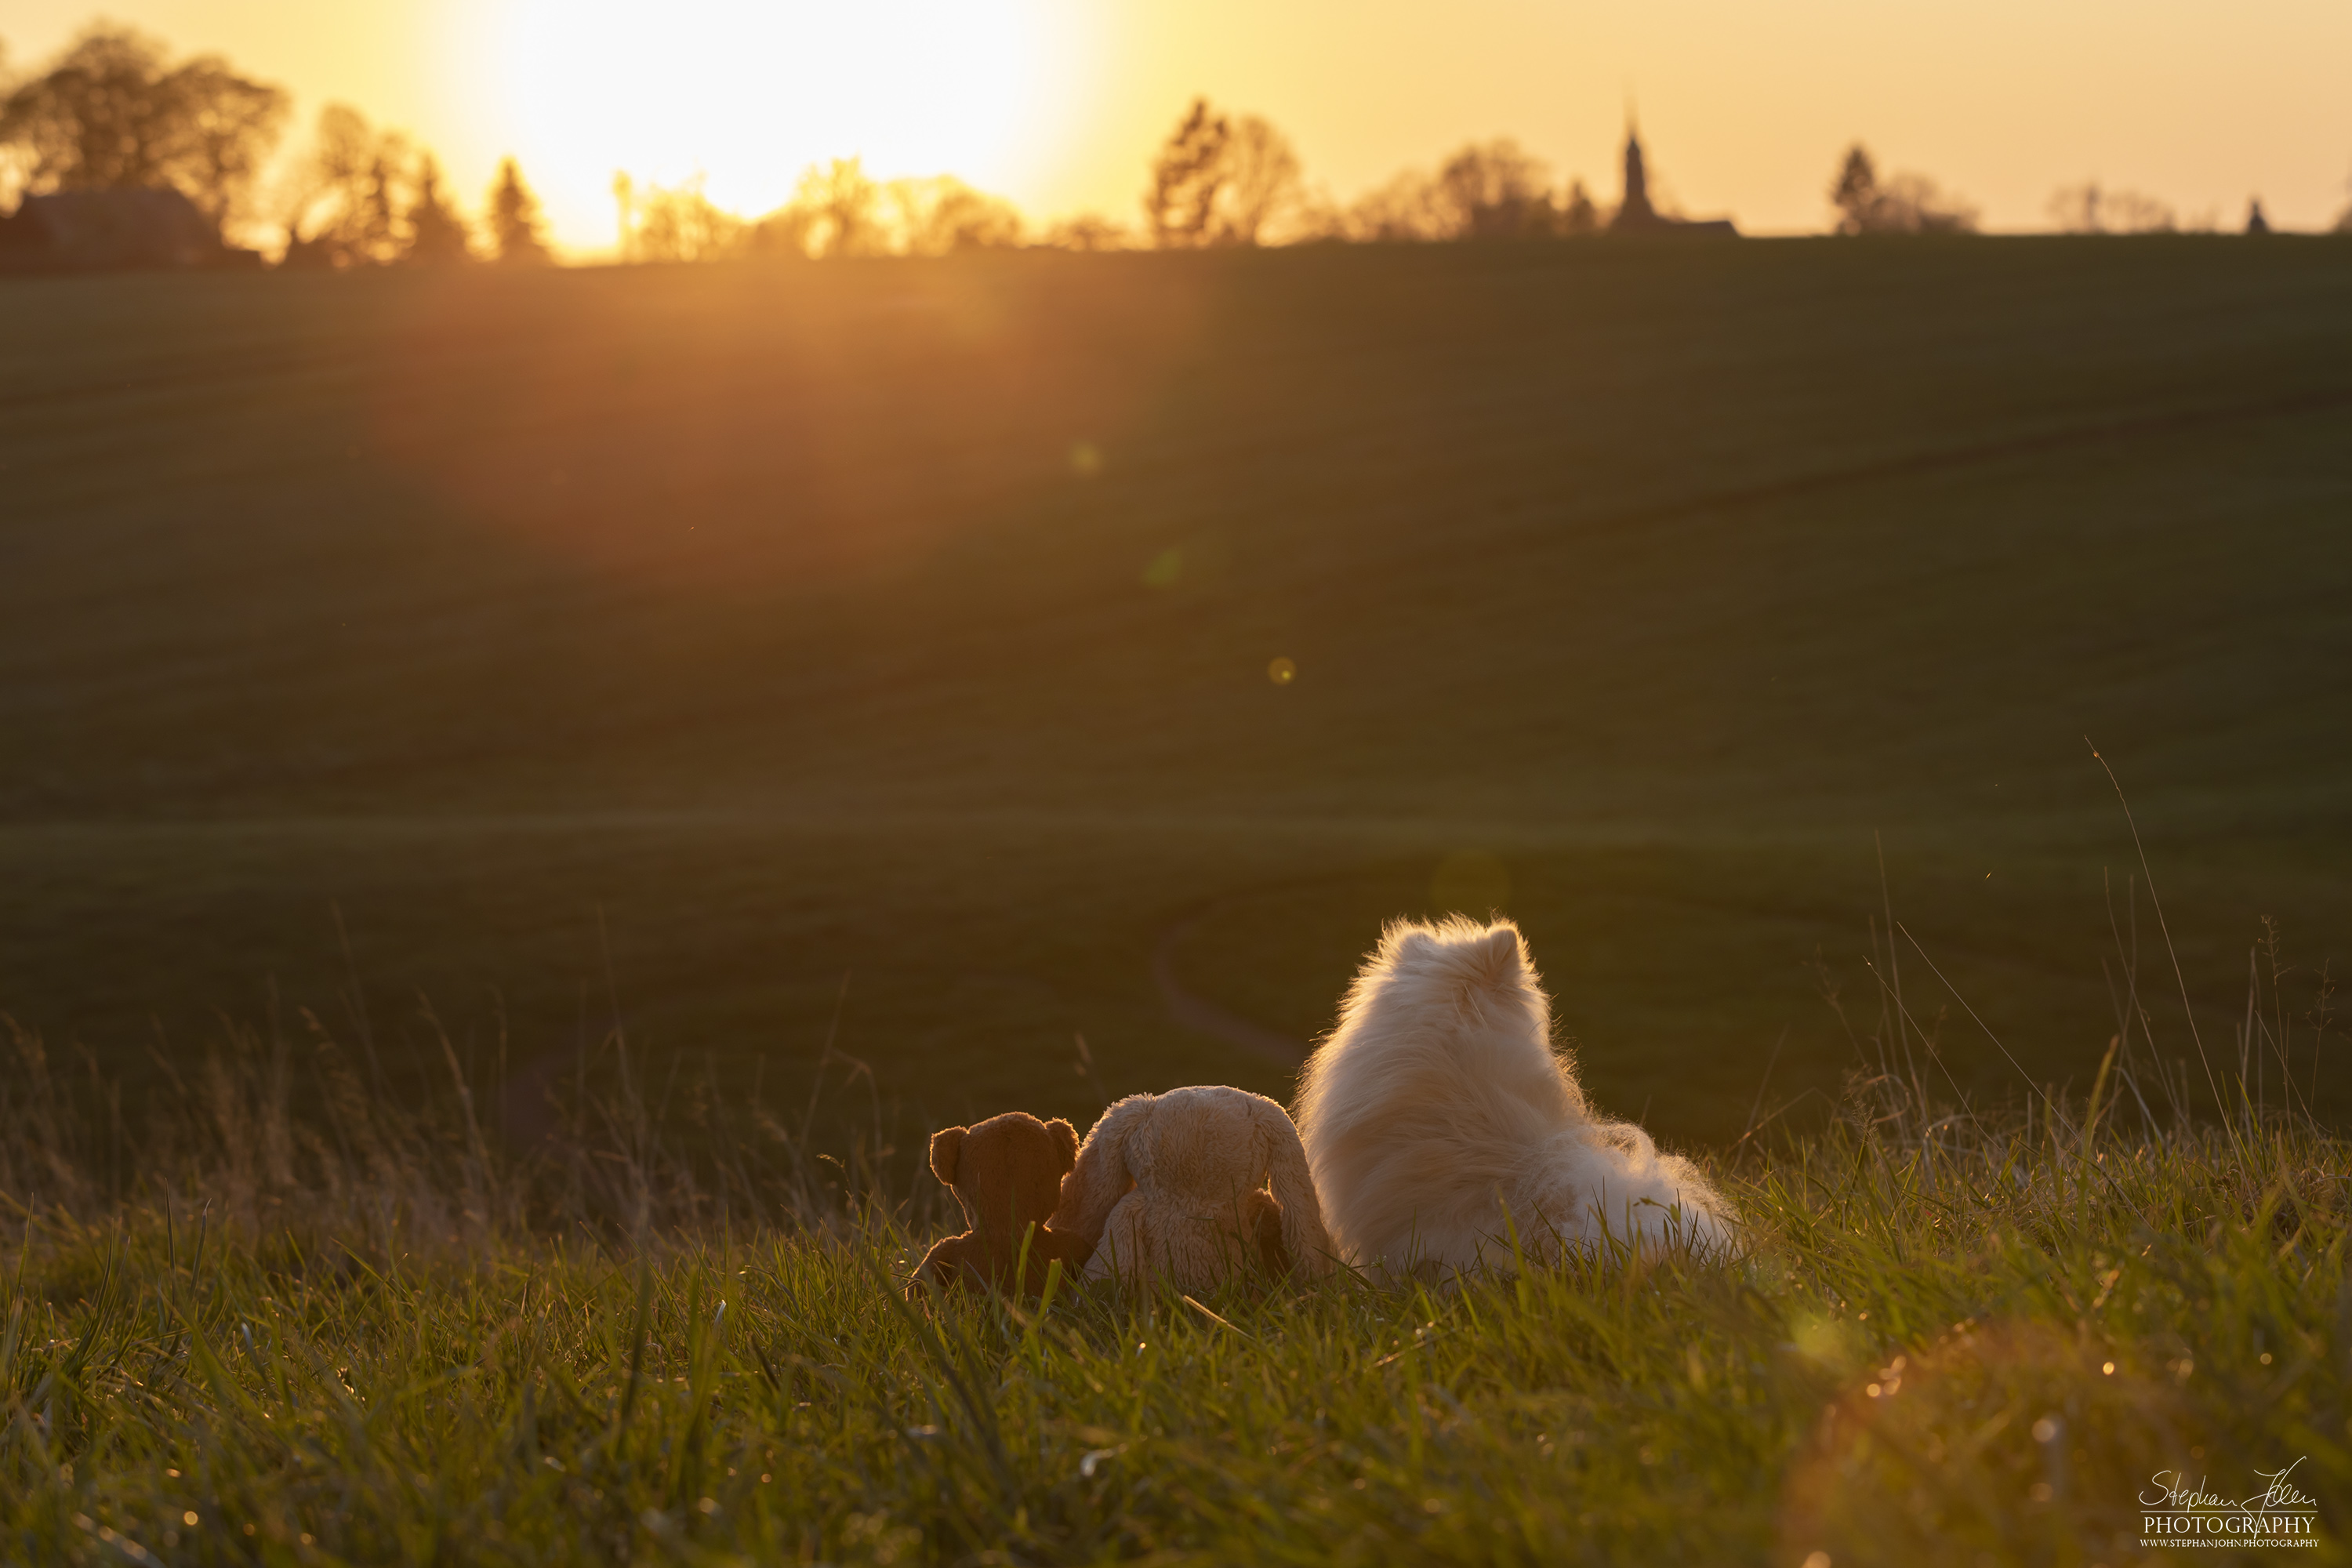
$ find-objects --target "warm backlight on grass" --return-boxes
[479,0,1087,249]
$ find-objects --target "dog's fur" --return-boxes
[1294,916,1733,1274]
[1051,1085,1334,1289]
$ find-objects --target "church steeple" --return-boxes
[1613,111,1659,230]
[1602,111,1740,237]
[1621,129,1653,222]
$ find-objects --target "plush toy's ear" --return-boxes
[1045,1118,1079,1172]
[1051,1094,1149,1245]
[928,1126,967,1185]
[1254,1099,1337,1278]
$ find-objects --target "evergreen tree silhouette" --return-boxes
[487,157,552,265]
[1830,145,1880,234]
[403,154,473,264]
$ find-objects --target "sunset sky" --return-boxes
[7,0,2350,252]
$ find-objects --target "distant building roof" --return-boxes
[0,187,247,271]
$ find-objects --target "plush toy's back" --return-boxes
[1053,1085,1334,1288]
[1295,916,1731,1274]
[909,1110,1091,1298]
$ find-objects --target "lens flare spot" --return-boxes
[1068,440,1103,476]
[1267,655,1297,684]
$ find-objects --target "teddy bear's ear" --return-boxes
[1045,1118,1079,1172]
[929,1126,967,1185]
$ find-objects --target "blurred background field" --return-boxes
[2,234,2348,1149]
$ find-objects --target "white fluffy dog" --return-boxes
[1294,916,1733,1275]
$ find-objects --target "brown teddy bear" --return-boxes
[906,1110,1093,1298]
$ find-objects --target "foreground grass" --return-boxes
[5,1104,2346,1566]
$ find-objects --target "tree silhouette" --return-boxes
[790,158,883,257]
[2046,182,2175,234]
[1340,147,1599,243]
[1829,143,1976,234]
[1559,179,1599,235]
[1432,140,1559,239]
[279,104,412,267]
[1145,98,1229,246]
[1041,212,1131,251]
[887,176,1023,255]
[403,154,473,264]
[622,172,746,263]
[1341,169,1446,241]
[1214,115,1301,245]
[1143,98,1303,248]
[0,24,287,233]
[487,157,552,265]
[1830,145,1880,233]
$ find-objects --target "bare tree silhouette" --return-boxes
[1432,139,1560,238]
[789,157,884,257]
[612,162,1026,263]
[1144,98,1303,247]
[2047,181,2176,234]
[1830,143,1976,234]
[1340,169,1447,241]
[0,24,286,236]
[621,172,746,262]
[279,104,405,266]
[1216,115,1302,245]
[1145,98,1229,246]
[275,107,473,267]
[1338,143,1599,242]
[1041,212,1131,251]
[885,175,1023,255]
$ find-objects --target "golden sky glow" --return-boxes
[9,0,2351,249]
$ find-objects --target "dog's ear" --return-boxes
[1045,1117,1079,1172]
[1386,920,1437,960]
[928,1126,967,1185]
[1467,924,1525,982]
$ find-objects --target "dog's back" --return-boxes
[1296,916,1729,1272]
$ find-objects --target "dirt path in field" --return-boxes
[1151,906,1309,1069]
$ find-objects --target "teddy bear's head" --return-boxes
[927,1110,1080,1245]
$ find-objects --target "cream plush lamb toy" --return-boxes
[1050,1085,1334,1289]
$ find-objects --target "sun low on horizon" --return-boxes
[450,0,1101,252]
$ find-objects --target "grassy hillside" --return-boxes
[2,237,2350,1145]
[1,1053,2344,1566]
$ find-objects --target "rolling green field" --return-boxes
[3,236,2350,1150]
